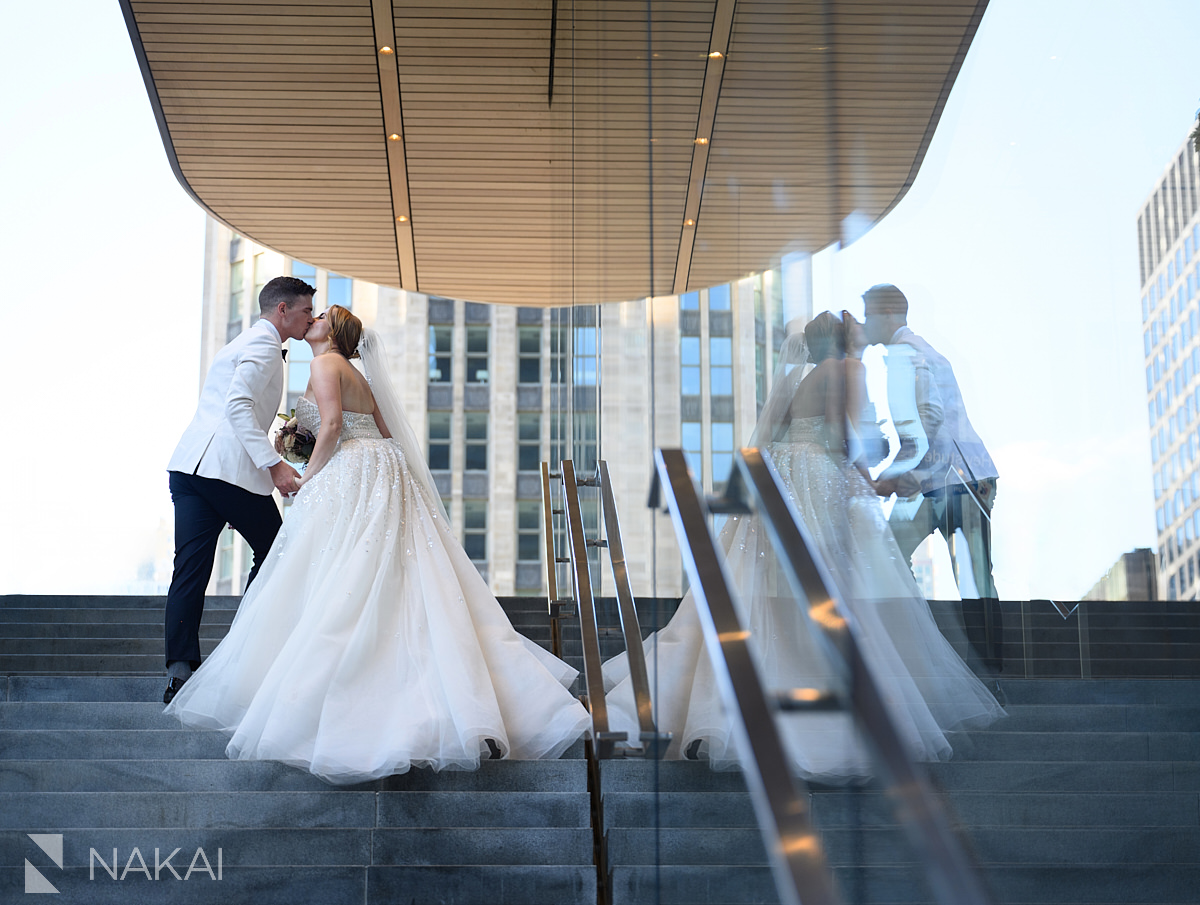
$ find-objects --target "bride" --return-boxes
[603,311,1002,782]
[166,305,591,784]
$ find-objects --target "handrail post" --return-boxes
[598,460,670,756]
[561,459,626,757]
[652,448,837,905]
[540,461,568,658]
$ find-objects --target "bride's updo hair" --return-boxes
[326,305,362,359]
[803,311,846,363]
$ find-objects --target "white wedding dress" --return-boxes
[166,394,591,784]
[603,413,1003,783]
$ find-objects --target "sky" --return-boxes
[814,0,1200,600]
[1,1,1197,598]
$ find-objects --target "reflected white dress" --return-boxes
[603,415,1003,783]
[166,396,591,784]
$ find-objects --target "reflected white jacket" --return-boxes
[888,326,997,495]
[168,319,285,495]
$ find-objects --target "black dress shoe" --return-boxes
[163,677,187,705]
[485,738,503,760]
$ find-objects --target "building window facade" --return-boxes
[466,326,489,383]
[464,500,487,562]
[428,411,451,471]
[465,412,488,471]
[429,326,452,383]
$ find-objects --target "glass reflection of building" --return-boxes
[1140,132,1200,600]
[196,220,809,598]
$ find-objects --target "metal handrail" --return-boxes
[597,460,670,756]
[561,459,626,757]
[650,448,838,905]
[540,462,574,657]
[723,447,992,905]
[540,461,560,604]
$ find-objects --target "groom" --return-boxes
[162,276,315,703]
[864,283,1003,671]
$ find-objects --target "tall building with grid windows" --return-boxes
[1140,131,1200,600]
[194,219,811,599]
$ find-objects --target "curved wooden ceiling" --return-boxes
[121,0,987,306]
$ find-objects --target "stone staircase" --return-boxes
[601,600,1200,905]
[5,594,1200,905]
[0,594,595,903]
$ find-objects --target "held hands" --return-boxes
[872,477,898,499]
[269,460,302,497]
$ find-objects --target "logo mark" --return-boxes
[25,834,63,894]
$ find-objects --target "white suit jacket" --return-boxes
[168,319,285,496]
[888,326,997,495]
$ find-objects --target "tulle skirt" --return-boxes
[166,437,591,784]
[603,433,1003,783]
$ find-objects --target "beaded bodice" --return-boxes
[782,414,826,444]
[296,396,382,441]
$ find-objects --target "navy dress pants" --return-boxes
[165,471,282,668]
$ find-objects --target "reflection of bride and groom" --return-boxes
[161,276,1001,786]
[605,286,1003,781]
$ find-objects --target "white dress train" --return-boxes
[603,416,1003,783]
[166,397,591,784]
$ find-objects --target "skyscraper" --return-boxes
[1139,131,1200,600]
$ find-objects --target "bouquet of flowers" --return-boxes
[275,410,316,463]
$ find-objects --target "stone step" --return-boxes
[0,757,587,793]
[609,816,1200,868]
[0,864,596,904]
[995,679,1200,707]
[368,866,597,904]
[3,790,378,829]
[0,622,232,639]
[925,759,1200,793]
[0,729,240,760]
[980,704,1200,733]
[0,825,593,868]
[600,759,751,794]
[611,864,777,905]
[0,654,202,676]
[0,595,240,610]
[4,790,590,829]
[0,865,368,904]
[943,730,1200,762]
[0,727,586,762]
[615,863,1200,905]
[808,789,1200,829]
[601,753,1200,797]
[605,786,1200,832]
[4,676,189,702]
[3,825,592,868]
[0,702,179,730]
[603,792,758,829]
[0,608,235,625]
[0,638,225,656]
[0,827,366,867]
[607,824,1200,868]
[1000,659,1200,680]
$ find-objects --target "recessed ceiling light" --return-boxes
[694,137,709,145]
[379,46,394,54]
[685,219,695,227]
[388,133,401,141]
[708,51,723,59]
[396,215,408,223]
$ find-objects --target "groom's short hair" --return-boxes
[259,276,316,313]
[863,284,908,318]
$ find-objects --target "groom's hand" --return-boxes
[269,460,302,496]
